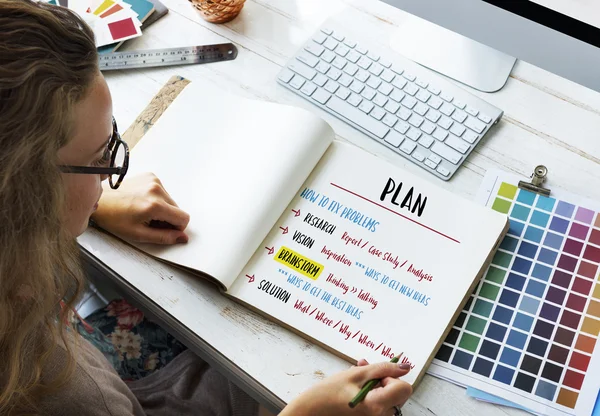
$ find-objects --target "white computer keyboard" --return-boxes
[277,26,504,180]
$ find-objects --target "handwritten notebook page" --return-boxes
[228,141,508,385]
[127,81,334,289]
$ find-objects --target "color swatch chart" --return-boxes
[429,171,600,416]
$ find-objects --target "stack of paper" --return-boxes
[48,0,150,47]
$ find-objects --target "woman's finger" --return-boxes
[365,378,412,411]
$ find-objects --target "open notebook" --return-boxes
[126,82,508,386]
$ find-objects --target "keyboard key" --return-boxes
[289,61,316,80]
[416,89,431,102]
[369,63,384,76]
[305,42,325,57]
[316,62,330,74]
[349,80,365,94]
[361,87,376,101]
[335,44,350,57]
[412,151,425,162]
[343,63,358,76]
[384,130,404,147]
[381,69,395,83]
[453,100,466,110]
[465,106,479,117]
[327,68,342,81]
[397,107,411,121]
[424,158,438,170]
[425,110,441,123]
[301,82,317,96]
[355,44,368,55]
[343,38,357,48]
[399,140,417,155]
[419,135,434,148]
[478,113,493,124]
[431,141,462,164]
[367,51,380,61]
[438,116,453,130]
[437,165,450,177]
[414,103,429,116]
[357,56,372,70]
[338,74,353,87]
[406,127,422,141]
[451,110,467,124]
[403,72,416,81]
[394,120,410,134]
[446,134,470,154]
[366,77,382,89]
[439,102,455,116]
[389,89,405,103]
[464,116,486,133]
[373,93,388,107]
[449,123,466,137]
[332,56,347,70]
[320,27,333,35]
[427,96,443,110]
[347,93,362,107]
[392,77,407,90]
[378,82,393,96]
[355,70,370,83]
[313,32,327,44]
[415,79,428,88]
[391,64,404,75]
[440,92,453,102]
[297,53,319,68]
[379,58,392,68]
[462,130,478,144]
[324,80,339,94]
[346,50,361,63]
[403,83,418,96]
[359,100,374,114]
[311,88,331,104]
[289,75,305,89]
[324,38,339,50]
[402,96,417,109]
[384,100,400,114]
[370,106,385,120]
[326,96,389,138]
[335,87,350,100]
[421,121,436,135]
[278,68,294,83]
[428,85,441,95]
[428,154,441,164]
[322,50,336,63]
[432,127,448,141]
[332,31,345,42]
[382,113,397,127]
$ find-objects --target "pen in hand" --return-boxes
[348,356,407,408]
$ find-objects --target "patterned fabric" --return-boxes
[76,299,187,382]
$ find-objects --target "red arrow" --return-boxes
[292,209,300,217]
[265,246,274,255]
[279,226,288,234]
[245,274,255,283]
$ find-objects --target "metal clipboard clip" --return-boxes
[518,165,551,196]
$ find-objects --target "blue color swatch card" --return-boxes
[428,170,600,416]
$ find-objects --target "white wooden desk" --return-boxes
[78,1,600,414]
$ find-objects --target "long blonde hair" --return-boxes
[0,1,99,413]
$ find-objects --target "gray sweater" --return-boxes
[39,337,259,416]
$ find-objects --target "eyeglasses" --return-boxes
[59,117,129,189]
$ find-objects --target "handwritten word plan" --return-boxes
[227,142,506,385]
[429,171,600,416]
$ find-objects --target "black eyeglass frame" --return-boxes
[59,117,130,189]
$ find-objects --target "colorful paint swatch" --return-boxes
[431,178,600,415]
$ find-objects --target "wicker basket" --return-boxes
[189,0,245,24]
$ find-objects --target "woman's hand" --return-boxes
[91,172,190,245]
[281,359,412,416]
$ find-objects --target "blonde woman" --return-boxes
[0,1,413,415]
